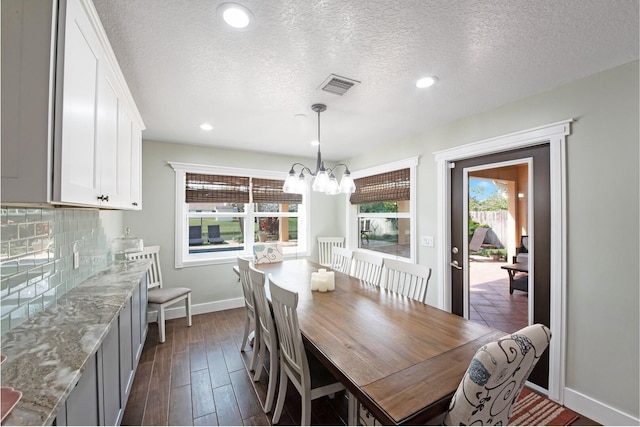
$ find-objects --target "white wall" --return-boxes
[341,61,639,424]
[123,143,342,310]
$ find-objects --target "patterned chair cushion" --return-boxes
[443,324,552,426]
[253,243,284,264]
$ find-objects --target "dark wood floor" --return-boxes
[122,308,598,426]
[121,308,348,426]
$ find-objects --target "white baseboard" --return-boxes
[564,387,639,426]
[147,297,244,323]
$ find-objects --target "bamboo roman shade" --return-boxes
[350,168,410,204]
[185,174,301,204]
[252,178,302,204]
[185,173,250,203]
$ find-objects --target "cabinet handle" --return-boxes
[97,195,110,202]
[132,202,138,206]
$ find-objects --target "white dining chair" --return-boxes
[269,276,347,426]
[351,250,384,285]
[237,257,260,372]
[380,258,432,303]
[317,237,345,266]
[126,245,191,343]
[331,246,353,275]
[248,265,279,413]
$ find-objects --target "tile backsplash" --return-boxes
[1,207,111,334]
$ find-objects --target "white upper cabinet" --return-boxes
[56,0,102,206]
[129,119,143,209]
[1,0,145,209]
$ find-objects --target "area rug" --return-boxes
[509,388,580,426]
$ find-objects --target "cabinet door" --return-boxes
[116,107,136,209]
[140,275,149,352]
[119,297,134,399]
[96,68,121,207]
[57,0,102,206]
[65,352,100,426]
[131,278,142,362]
[101,322,122,426]
[129,120,143,210]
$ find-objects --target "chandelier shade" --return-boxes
[282,104,356,195]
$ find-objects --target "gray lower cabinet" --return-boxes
[131,279,142,362]
[56,279,147,426]
[101,323,121,426]
[62,353,100,426]
[119,298,134,400]
[139,276,148,358]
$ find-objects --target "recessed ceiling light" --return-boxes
[200,123,213,131]
[416,76,438,89]
[310,140,320,146]
[217,3,254,29]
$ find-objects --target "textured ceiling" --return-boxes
[92,0,639,161]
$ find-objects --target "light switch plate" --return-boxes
[421,235,434,247]
[73,252,79,269]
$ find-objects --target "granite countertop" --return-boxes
[1,260,151,426]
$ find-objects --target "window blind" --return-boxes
[252,178,302,204]
[350,168,410,204]
[185,174,301,204]
[185,173,250,203]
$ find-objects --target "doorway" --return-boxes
[434,119,571,402]
[467,162,531,334]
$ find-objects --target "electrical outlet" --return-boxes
[421,235,434,247]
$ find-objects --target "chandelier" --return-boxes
[283,104,356,195]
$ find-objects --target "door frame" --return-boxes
[434,119,572,403]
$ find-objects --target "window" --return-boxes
[348,158,418,261]
[170,163,308,267]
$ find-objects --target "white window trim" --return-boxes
[346,156,419,262]
[168,162,309,268]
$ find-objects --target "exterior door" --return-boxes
[450,144,551,389]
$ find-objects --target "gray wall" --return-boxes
[124,61,638,422]
[342,61,639,421]
[123,143,342,309]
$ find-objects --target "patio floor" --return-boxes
[469,258,529,333]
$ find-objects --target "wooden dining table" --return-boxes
[255,259,506,425]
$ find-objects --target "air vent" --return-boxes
[318,74,360,96]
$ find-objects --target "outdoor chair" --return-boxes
[207,224,225,244]
[126,246,192,343]
[360,219,371,244]
[442,324,551,425]
[468,227,489,252]
[189,225,203,245]
[513,235,529,263]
